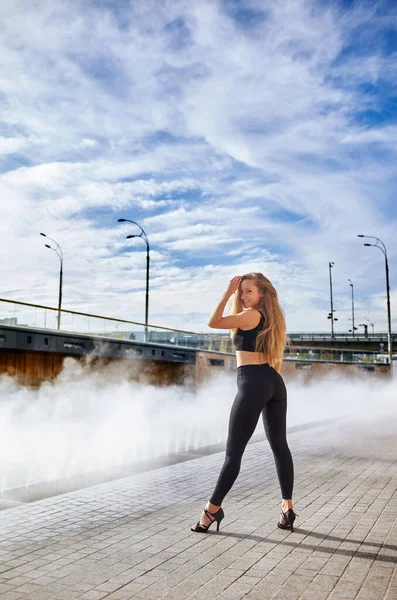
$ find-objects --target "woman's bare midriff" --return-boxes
[236,350,271,367]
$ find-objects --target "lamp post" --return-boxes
[357,235,392,365]
[328,262,338,337]
[40,233,63,330]
[358,323,368,338]
[118,219,150,342]
[348,279,355,337]
[363,317,375,336]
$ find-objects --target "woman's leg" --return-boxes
[192,365,273,530]
[209,373,272,507]
[261,369,294,515]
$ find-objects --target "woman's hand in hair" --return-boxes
[225,276,243,297]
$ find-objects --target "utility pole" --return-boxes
[328,262,338,337]
[358,235,392,365]
[348,279,355,337]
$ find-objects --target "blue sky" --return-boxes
[0,0,396,333]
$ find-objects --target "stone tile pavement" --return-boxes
[0,418,396,600]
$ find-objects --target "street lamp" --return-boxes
[358,323,368,338]
[357,235,392,365]
[118,218,150,342]
[363,317,375,336]
[40,233,63,330]
[348,279,356,337]
[328,262,338,337]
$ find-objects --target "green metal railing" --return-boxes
[0,297,390,364]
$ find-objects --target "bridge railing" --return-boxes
[0,298,391,364]
[0,297,235,353]
[284,347,390,365]
[289,332,396,342]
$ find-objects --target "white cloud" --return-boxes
[76,138,98,149]
[0,0,396,334]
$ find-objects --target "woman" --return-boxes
[191,273,296,533]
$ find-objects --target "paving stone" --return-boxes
[79,591,110,600]
[0,418,396,600]
[0,592,26,600]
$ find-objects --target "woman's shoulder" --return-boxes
[246,308,264,320]
[240,309,264,330]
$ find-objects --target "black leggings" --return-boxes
[209,363,294,505]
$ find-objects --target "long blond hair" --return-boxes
[230,272,288,368]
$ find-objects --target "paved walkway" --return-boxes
[0,418,396,600]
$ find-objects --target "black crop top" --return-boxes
[233,313,265,352]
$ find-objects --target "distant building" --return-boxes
[0,317,17,325]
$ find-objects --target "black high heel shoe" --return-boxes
[191,507,224,533]
[277,508,298,533]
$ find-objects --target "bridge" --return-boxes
[0,297,394,387]
[1,297,396,351]
[288,331,397,352]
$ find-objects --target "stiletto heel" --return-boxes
[277,508,298,532]
[191,507,224,533]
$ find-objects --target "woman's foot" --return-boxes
[279,500,293,526]
[199,502,221,527]
[278,499,298,532]
[191,502,223,532]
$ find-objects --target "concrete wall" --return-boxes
[0,349,64,387]
[280,359,390,382]
[195,351,236,384]
[0,349,195,388]
[196,356,391,385]
[195,352,391,385]
[0,347,390,389]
